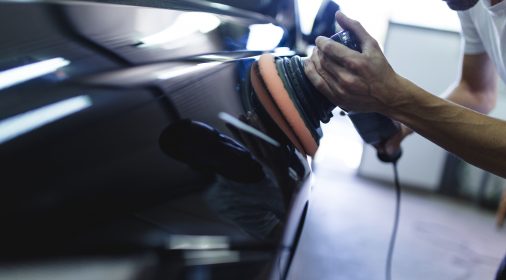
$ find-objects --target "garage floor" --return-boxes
[287,117,506,280]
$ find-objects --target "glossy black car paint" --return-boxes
[0,1,318,279]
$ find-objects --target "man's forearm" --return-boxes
[399,84,495,137]
[445,83,497,114]
[388,76,506,178]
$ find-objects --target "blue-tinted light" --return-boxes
[0,95,92,144]
[0,57,70,91]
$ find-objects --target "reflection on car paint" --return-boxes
[0,95,92,144]
[246,23,285,50]
[0,0,312,279]
[137,12,222,48]
[157,62,224,80]
[0,58,70,91]
[206,173,285,241]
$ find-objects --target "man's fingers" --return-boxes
[315,43,371,98]
[316,48,358,88]
[335,11,376,51]
[304,52,349,106]
[315,36,357,63]
[304,57,333,97]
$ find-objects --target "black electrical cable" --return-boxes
[386,161,401,280]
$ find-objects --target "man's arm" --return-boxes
[389,75,506,178]
[445,53,498,114]
[378,53,499,156]
[304,12,506,178]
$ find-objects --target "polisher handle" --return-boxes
[348,112,402,163]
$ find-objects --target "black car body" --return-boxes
[0,0,338,279]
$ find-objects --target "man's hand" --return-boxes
[304,11,404,115]
[304,11,506,178]
[304,11,413,158]
[375,124,413,157]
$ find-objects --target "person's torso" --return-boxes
[465,0,506,81]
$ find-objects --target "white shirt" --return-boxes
[458,0,506,81]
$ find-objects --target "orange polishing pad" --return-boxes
[250,62,305,154]
[256,54,318,157]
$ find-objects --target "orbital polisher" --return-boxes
[249,30,402,162]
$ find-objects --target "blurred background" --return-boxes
[306,0,506,202]
[292,0,506,279]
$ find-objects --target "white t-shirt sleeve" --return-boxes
[457,11,486,54]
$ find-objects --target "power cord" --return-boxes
[386,161,401,280]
